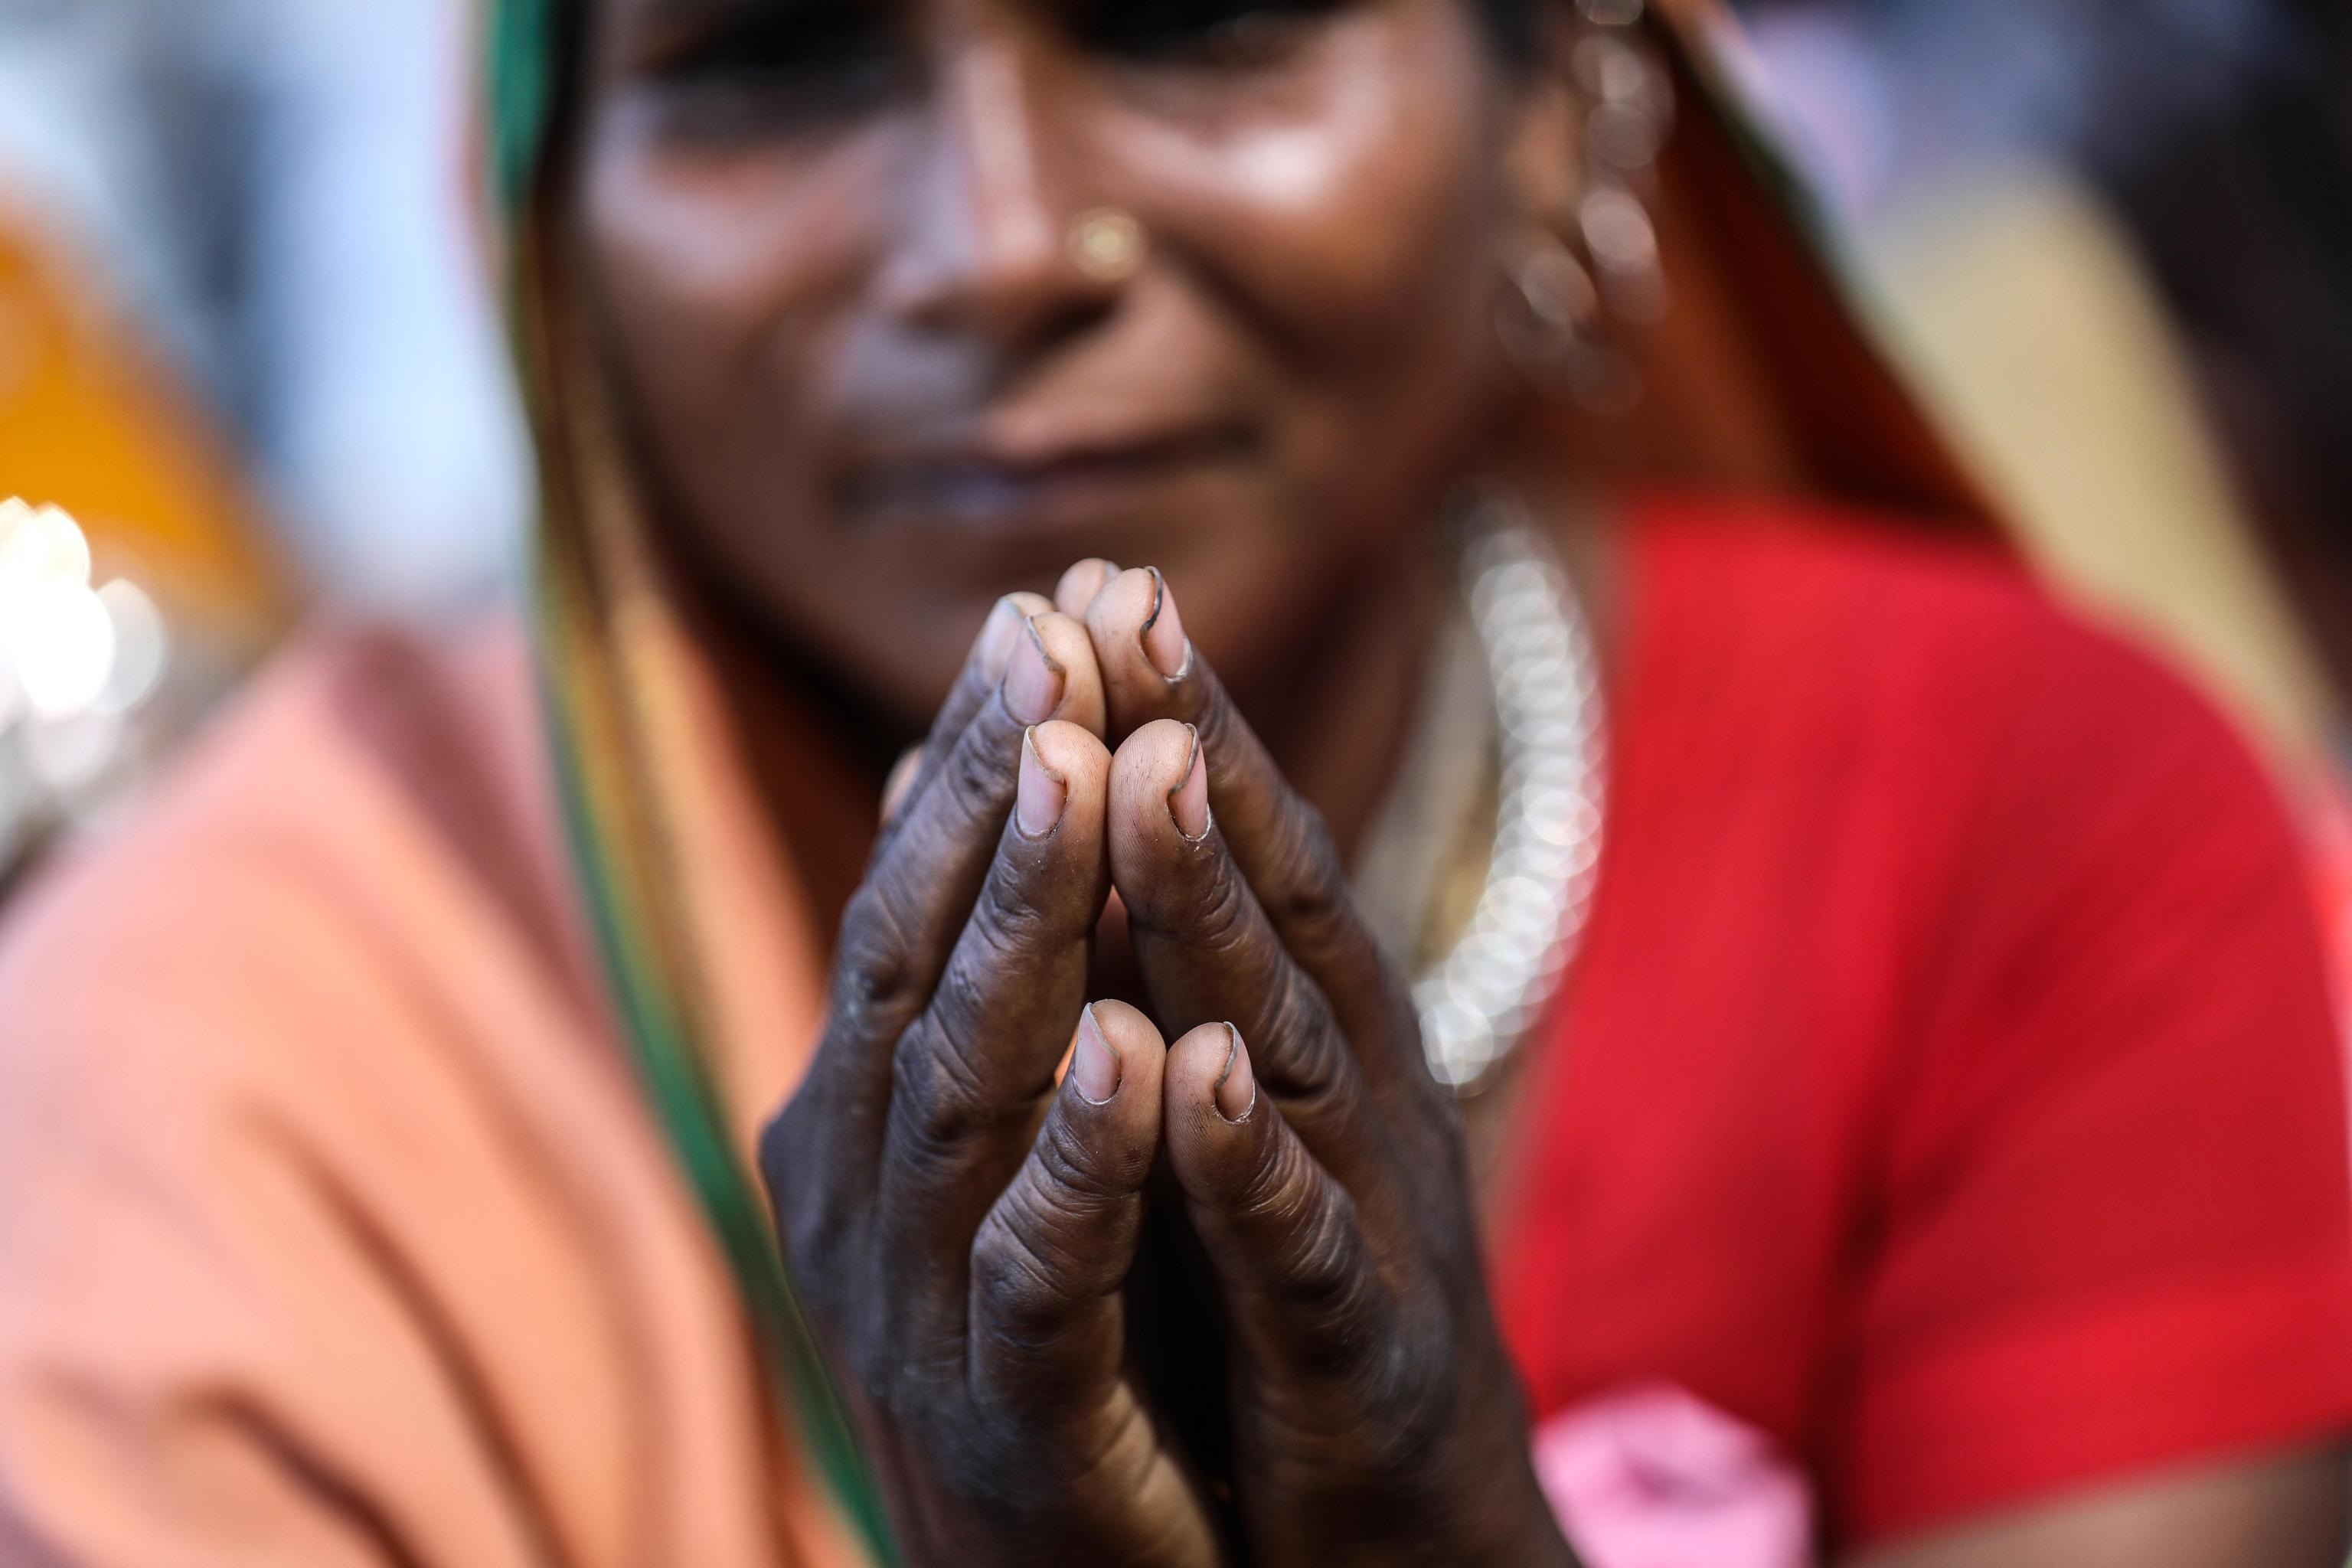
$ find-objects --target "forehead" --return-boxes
[592,0,1067,31]
[587,0,1505,42]
[574,0,1523,88]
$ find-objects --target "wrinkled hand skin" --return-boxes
[760,593,1221,1568]
[763,565,1573,1568]
[1067,562,1576,1568]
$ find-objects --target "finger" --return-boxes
[811,612,1106,1167]
[967,1000,1167,1408]
[1054,557,1122,619]
[1084,569,1423,1103]
[883,720,1113,1255]
[862,609,1107,993]
[1107,720,1400,1202]
[891,590,1051,828]
[969,1002,1218,1563]
[1083,567,1196,737]
[1161,1021,1395,1383]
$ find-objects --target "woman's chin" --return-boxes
[850,463,1275,596]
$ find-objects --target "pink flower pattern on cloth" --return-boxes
[1532,1383,1815,1568]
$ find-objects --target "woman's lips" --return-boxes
[841,425,1255,530]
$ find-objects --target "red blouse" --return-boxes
[1492,495,2352,1551]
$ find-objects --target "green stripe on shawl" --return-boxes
[488,0,556,212]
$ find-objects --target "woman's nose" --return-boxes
[878,41,1124,352]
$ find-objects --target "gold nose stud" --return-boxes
[1068,207,1148,283]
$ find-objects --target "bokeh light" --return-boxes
[0,499,110,725]
[0,499,172,769]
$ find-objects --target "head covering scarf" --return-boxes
[488,4,900,1560]
[481,3,1994,1561]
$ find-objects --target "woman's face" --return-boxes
[573,0,1545,720]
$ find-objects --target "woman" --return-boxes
[1,0,2348,1563]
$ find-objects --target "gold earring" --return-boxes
[1068,208,1148,283]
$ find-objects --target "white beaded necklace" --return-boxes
[1354,490,1609,1095]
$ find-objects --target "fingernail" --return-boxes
[1059,558,1121,607]
[1168,724,1210,843]
[1073,1005,1121,1105]
[1142,567,1190,679]
[1214,1023,1256,1122]
[880,746,922,823]
[977,596,1024,678]
[1004,617,1065,724]
[1016,728,1066,838]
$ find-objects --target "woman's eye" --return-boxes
[637,1,906,139]
[1076,0,1346,65]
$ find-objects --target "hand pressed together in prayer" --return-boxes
[760,563,1574,1566]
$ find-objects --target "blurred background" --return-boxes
[0,0,528,887]
[0,0,2347,920]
